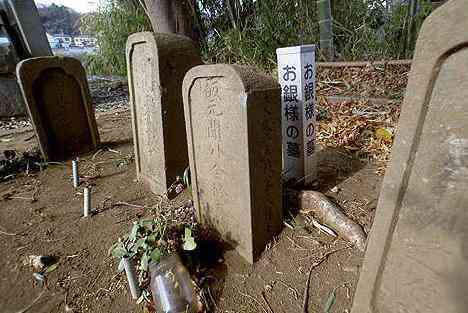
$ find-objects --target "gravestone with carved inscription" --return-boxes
[352,1,468,312]
[183,64,283,263]
[126,32,202,195]
[17,56,100,161]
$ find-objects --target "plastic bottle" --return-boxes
[149,254,196,313]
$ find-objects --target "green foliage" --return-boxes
[324,289,336,313]
[332,0,434,60]
[200,0,435,68]
[109,217,196,282]
[84,0,436,75]
[109,219,169,280]
[109,217,197,303]
[202,0,318,71]
[81,0,151,76]
[183,227,197,251]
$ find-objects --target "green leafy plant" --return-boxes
[110,218,197,304]
[110,219,169,279]
[324,289,336,313]
[182,227,197,251]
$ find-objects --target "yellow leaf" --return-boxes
[375,128,393,142]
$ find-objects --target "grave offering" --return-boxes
[183,64,283,263]
[126,32,202,195]
[276,45,317,185]
[352,1,468,312]
[17,56,100,161]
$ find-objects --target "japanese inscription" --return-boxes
[126,32,201,195]
[183,64,283,263]
[277,45,317,184]
[203,78,227,209]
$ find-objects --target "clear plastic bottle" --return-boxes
[149,254,196,313]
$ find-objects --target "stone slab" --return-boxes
[0,0,52,58]
[352,1,468,313]
[0,43,19,74]
[0,75,25,116]
[183,64,283,263]
[16,56,100,161]
[126,32,202,195]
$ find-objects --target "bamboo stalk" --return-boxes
[317,0,334,61]
[406,0,418,59]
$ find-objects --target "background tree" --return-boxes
[81,0,437,75]
[81,0,151,75]
[38,4,80,35]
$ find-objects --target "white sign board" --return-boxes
[276,45,317,184]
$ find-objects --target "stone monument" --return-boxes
[126,32,202,195]
[352,1,468,312]
[183,64,283,263]
[17,56,100,161]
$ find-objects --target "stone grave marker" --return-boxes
[183,64,283,263]
[126,32,202,195]
[352,1,468,312]
[276,45,317,185]
[17,56,100,161]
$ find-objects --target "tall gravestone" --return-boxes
[352,1,468,312]
[183,64,283,263]
[126,32,202,195]
[17,56,100,161]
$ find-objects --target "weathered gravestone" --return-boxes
[352,1,468,312]
[183,64,283,263]
[17,56,100,161]
[126,32,202,195]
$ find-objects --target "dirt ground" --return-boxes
[0,63,407,313]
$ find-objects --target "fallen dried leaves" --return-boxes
[317,63,410,100]
[316,63,409,174]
